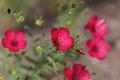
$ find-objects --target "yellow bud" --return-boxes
[18,15,25,22]
[67,9,74,15]
[0,75,4,80]
[35,18,44,26]
[68,11,73,15]
[36,46,42,52]
[12,70,17,77]
[66,21,71,25]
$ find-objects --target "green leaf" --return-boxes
[14,54,21,61]
[23,26,31,30]
[21,65,34,71]
[25,56,37,65]
[25,31,33,38]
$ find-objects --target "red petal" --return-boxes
[1,38,11,48]
[96,20,107,31]
[18,40,27,49]
[101,43,111,53]
[77,49,85,55]
[61,37,74,48]
[78,70,91,80]
[85,22,92,30]
[51,28,59,44]
[57,37,74,51]
[59,28,70,40]
[5,29,15,41]
[73,64,83,75]
[96,52,106,60]
[64,68,73,79]
[9,46,19,52]
[86,39,93,48]
[90,16,99,25]
[92,20,107,37]
[88,50,96,57]
[16,30,25,41]
[57,45,69,51]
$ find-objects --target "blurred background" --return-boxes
[0,0,120,80]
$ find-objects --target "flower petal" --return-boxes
[1,38,11,48]
[101,43,111,53]
[59,28,70,40]
[86,39,93,48]
[93,20,107,37]
[16,30,25,41]
[96,20,107,31]
[51,28,59,44]
[97,52,106,60]
[73,64,83,75]
[77,49,85,55]
[5,29,15,41]
[85,22,92,30]
[57,37,74,51]
[57,45,69,51]
[78,70,91,80]
[18,40,27,49]
[88,50,96,57]
[85,16,98,31]
[9,46,19,52]
[64,68,73,80]
[60,37,74,48]
[90,16,99,25]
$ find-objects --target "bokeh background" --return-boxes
[0,0,120,80]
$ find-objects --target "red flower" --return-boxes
[85,16,107,37]
[51,27,74,51]
[86,39,110,60]
[64,64,90,80]
[1,29,27,52]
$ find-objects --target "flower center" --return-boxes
[93,46,99,53]
[73,76,78,80]
[55,40,60,45]
[11,41,18,46]
[91,26,96,32]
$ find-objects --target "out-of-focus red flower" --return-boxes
[86,39,110,60]
[85,16,107,38]
[64,64,90,80]
[51,27,74,51]
[1,29,27,52]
